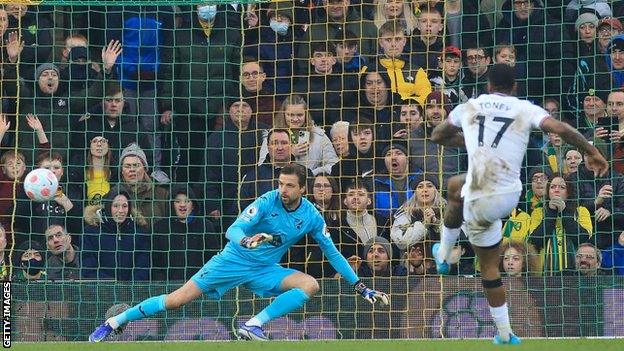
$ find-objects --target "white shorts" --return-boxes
[462,191,522,247]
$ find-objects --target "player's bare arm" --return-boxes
[430,120,465,147]
[540,117,609,177]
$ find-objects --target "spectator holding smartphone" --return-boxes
[595,91,624,173]
[259,95,338,175]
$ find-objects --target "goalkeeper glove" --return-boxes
[240,233,273,249]
[354,281,389,305]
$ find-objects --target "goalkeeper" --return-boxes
[90,163,389,342]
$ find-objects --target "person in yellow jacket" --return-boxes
[527,175,593,274]
[373,20,431,106]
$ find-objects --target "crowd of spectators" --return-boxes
[1,1,624,282]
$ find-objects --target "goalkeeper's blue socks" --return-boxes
[108,294,167,329]
[246,288,310,327]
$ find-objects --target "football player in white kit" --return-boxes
[430,64,609,345]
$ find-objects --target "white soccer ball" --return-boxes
[23,168,58,202]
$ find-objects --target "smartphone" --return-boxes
[596,117,616,141]
[297,130,310,145]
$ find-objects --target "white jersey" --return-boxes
[449,93,550,201]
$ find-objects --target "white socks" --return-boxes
[489,303,513,341]
[439,225,461,261]
[245,316,263,328]
[107,317,120,329]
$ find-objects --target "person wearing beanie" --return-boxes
[117,142,169,229]
[10,55,107,164]
[5,59,69,165]
[575,12,599,44]
[347,236,406,277]
[391,174,446,251]
[605,34,624,89]
[120,142,149,174]
[152,184,221,281]
[579,88,609,137]
[568,12,601,83]
[563,24,614,118]
[372,141,421,226]
[35,63,60,89]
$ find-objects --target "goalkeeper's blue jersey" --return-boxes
[220,189,359,285]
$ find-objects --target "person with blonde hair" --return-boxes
[260,95,338,175]
[374,0,417,34]
[391,174,445,250]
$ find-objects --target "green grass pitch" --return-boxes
[9,339,624,351]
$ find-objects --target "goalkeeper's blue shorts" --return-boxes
[190,252,298,299]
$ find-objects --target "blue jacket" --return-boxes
[373,174,421,221]
[82,215,150,281]
[602,242,624,276]
[605,34,624,88]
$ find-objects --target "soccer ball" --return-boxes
[23,168,58,202]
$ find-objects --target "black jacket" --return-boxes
[204,117,268,223]
[70,106,139,168]
[152,216,220,281]
[495,2,568,99]
[295,73,357,128]
[161,7,241,121]
[460,67,488,99]
[446,1,492,49]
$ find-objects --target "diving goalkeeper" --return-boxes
[90,163,389,342]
